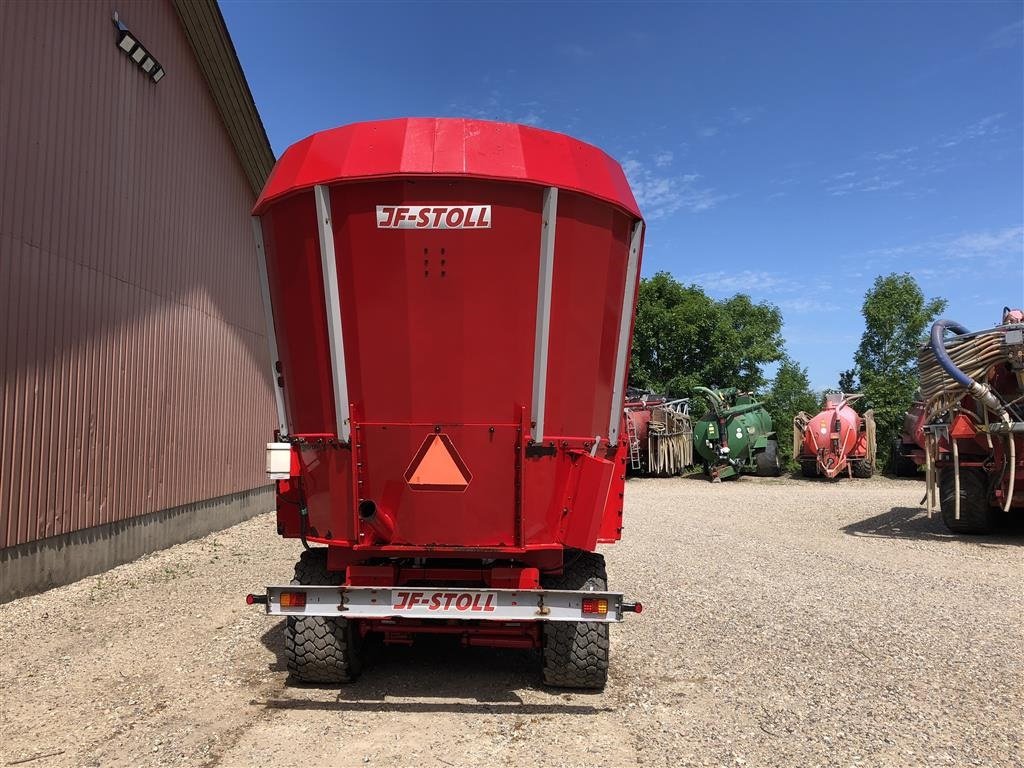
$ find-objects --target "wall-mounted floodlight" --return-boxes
[112,13,165,83]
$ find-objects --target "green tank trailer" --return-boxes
[693,387,780,481]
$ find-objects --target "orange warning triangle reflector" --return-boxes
[404,434,472,492]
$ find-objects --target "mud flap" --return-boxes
[559,453,615,551]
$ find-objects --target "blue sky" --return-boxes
[222,1,1024,390]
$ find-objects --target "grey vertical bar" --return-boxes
[314,184,351,443]
[607,221,644,443]
[251,216,289,435]
[531,187,559,443]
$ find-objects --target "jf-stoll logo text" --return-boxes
[376,205,492,229]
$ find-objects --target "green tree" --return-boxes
[630,272,785,398]
[844,273,946,465]
[763,356,820,465]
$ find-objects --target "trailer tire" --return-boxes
[755,440,781,477]
[938,467,997,534]
[541,551,609,690]
[284,548,362,684]
[800,460,818,478]
[852,459,873,479]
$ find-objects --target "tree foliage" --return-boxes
[841,273,946,463]
[763,356,820,464]
[630,272,785,398]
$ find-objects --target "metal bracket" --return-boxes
[525,442,557,458]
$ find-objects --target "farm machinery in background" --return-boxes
[794,393,876,479]
[918,307,1024,533]
[693,387,780,481]
[623,390,693,476]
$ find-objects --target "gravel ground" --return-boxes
[1,476,1021,768]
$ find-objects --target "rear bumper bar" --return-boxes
[248,586,643,623]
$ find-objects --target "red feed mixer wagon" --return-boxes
[794,393,876,479]
[246,118,644,688]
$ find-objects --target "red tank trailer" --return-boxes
[794,393,876,478]
[919,308,1024,533]
[246,118,644,688]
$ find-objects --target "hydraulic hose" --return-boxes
[929,319,1007,417]
[929,319,973,388]
[694,387,725,415]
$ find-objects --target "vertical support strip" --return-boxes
[531,187,558,443]
[607,220,644,443]
[314,185,351,443]
[251,216,289,435]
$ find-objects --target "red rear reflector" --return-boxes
[581,597,608,615]
[246,593,256,605]
[279,591,307,609]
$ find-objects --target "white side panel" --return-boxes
[314,185,351,443]
[607,221,644,443]
[531,187,559,442]
[251,216,289,435]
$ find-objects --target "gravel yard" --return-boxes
[1,476,1021,768]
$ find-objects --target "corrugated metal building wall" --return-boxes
[0,1,276,598]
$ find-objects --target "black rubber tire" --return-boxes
[541,551,609,690]
[284,548,363,683]
[800,459,818,478]
[755,440,781,477]
[852,459,873,479]
[938,467,997,534]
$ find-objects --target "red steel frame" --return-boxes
[930,381,1024,512]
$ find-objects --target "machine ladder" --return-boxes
[624,409,642,471]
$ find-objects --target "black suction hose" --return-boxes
[929,319,972,388]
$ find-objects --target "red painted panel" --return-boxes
[356,425,520,547]
[545,192,632,440]
[331,179,540,424]
[254,118,640,219]
[259,193,336,434]
[298,444,355,542]
[560,452,615,551]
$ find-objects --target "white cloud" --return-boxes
[697,126,719,138]
[938,113,1005,148]
[729,107,757,125]
[687,270,798,294]
[777,298,842,313]
[827,174,904,196]
[862,226,1024,270]
[622,158,731,218]
[989,19,1023,48]
[450,92,546,128]
[871,146,918,161]
[654,150,674,167]
[558,43,592,58]
[946,227,1023,258]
